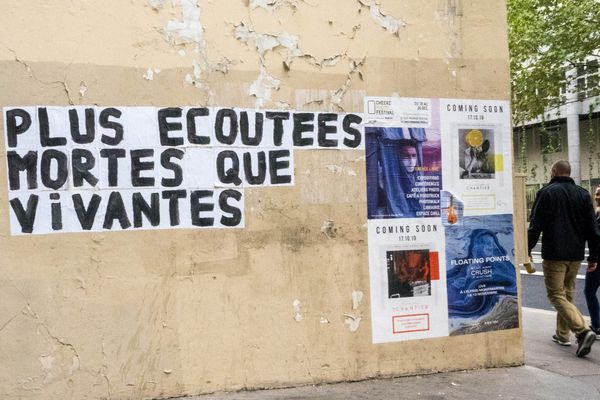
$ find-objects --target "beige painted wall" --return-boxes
[0,1,521,399]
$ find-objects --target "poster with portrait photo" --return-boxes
[387,249,432,298]
[440,99,513,216]
[367,222,450,343]
[365,126,442,219]
[458,128,495,179]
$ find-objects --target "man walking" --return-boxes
[528,160,599,357]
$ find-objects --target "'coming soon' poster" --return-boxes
[364,97,517,343]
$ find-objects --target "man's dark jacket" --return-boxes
[528,176,599,261]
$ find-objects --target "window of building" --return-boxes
[586,59,599,98]
[539,125,562,153]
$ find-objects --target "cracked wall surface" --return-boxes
[0,1,517,399]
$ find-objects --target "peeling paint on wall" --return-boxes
[325,164,358,177]
[344,314,362,332]
[325,165,343,174]
[249,67,281,108]
[319,54,343,68]
[295,88,365,114]
[163,0,203,46]
[249,0,298,11]
[184,59,203,86]
[143,68,161,80]
[293,299,303,322]
[10,305,83,390]
[78,82,87,97]
[232,23,301,106]
[148,0,164,10]
[357,0,406,36]
[212,57,237,74]
[352,290,364,310]
[234,23,302,66]
[233,22,360,71]
[232,18,367,109]
[330,58,365,111]
[320,219,337,239]
[235,22,350,71]
[159,0,224,97]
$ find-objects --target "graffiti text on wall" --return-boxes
[4,106,363,234]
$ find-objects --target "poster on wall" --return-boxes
[368,219,448,343]
[364,96,517,343]
[365,125,442,219]
[445,214,518,335]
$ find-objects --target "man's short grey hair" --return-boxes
[551,160,571,177]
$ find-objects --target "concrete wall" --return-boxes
[0,1,521,399]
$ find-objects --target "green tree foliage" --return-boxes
[507,0,600,123]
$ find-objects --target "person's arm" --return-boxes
[527,191,545,255]
[588,224,598,271]
[585,195,600,270]
[587,218,599,266]
[588,223,598,272]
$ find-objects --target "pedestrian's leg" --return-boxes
[543,260,586,339]
[563,260,587,335]
[584,268,600,329]
[564,260,577,305]
[559,261,577,338]
[544,260,570,340]
[565,261,597,357]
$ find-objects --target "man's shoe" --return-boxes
[590,326,600,340]
[576,330,596,357]
[552,334,571,346]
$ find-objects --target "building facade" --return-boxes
[514,60,600,212]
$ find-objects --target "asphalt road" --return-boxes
[520,242,590,316]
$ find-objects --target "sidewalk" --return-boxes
[175,308,600,400]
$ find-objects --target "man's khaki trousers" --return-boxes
[543,260,587,340]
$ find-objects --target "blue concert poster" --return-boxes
[445,214,518,335]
